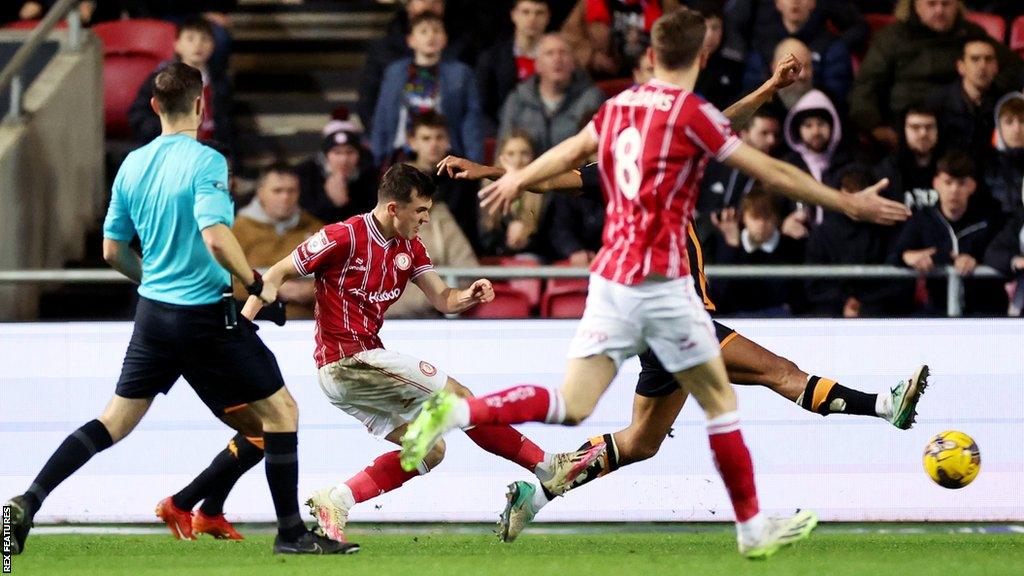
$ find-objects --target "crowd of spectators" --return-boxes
[6,0,1024,318]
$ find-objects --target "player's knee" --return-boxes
[424,438,446,469]
[768,356,803,391]
[561,404,593,426]
[616,432,662,463]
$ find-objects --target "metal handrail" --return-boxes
[0,0,83,119]
[0,265,1003,317]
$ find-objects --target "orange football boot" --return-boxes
[193,511,244,540]
[155,497,196,540]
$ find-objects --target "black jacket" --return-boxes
[889,203,1006,315]
[694,51,745,111]
[804,211,911,316]
[708,232,805,316]
[696,161,756,215]
[128,59,233,149]
[984,150,1024,218]
[294,156,379,225]
[475,38,519,126]
[546,192,604,261]
[983,210,1024,277]
[873,150,939,210]
[926,81,998,163]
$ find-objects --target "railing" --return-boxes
[0,0,84,121]
[0,265,1003,317]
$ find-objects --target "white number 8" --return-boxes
[613,127,642,200]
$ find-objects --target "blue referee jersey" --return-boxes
[103,134,233,306]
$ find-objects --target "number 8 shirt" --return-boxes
[586,78,741,286]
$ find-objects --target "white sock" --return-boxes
[875,392,892,419]
[531,484,551,511]
[330,483,356,509]
[452,398,471,427]
[736,512,767,544]
[546,388,566,424]
[534,453,556,484]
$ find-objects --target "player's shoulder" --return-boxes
[323,214,364,240]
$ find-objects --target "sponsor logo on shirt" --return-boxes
[367,288,401,304]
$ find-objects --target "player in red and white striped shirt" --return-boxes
[401,8,908,559]
[243,164,557,544]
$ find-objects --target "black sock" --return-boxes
[172,433,264,514]
[263,432,306,541]
[23,419,114,518]
[544,433,621,500]
[800,376,878,417]
[198,436,265,516]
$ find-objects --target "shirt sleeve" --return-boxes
[192,150,233,230]
[410,238,434,280]
[685,101,742,162]
[102,169,136,241]
[292,225,351,277]
[585,100,610,142]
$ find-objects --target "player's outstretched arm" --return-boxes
[413,271,494,315]
[437,156,585,195]
[241,254,301,319]
[722,52,802,128]
[478,129,598,215]
[101,238,143,284]
[723,143,910,225]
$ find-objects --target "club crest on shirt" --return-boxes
[419,361,437,377]
[305,230,330,255]
[395,253,412,271]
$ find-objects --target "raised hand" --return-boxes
[846,179,910,225]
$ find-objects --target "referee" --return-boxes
[4,63,356,555]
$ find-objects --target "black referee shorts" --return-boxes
[635,320,738,398]
[115,296,285,415]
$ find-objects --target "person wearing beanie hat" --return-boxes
[295,122,379,224]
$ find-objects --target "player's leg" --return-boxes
[444,378,551,474]
[159,404,264,540]
[718,323,927,429]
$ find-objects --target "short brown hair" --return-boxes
[379,163,436,204]
[408,110,449,136]
[936,150,976,180]
[651,8,706,70]
[998,97,1024,123]
[153,62,203,118]
[741,186,784,220]
[408,12,445,33]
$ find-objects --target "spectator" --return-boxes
[499,33,606,153]
[805,168,912,317]
[480,131,548,258]
[850,0,1024,152]
[723,0,868,64]
[126,1,235,74]
[547,161,605,265]
[874,104,942,210]
[562,0,679,79]
[370,12,484,166]
[766,38,815,115]
[890,151,1007,316]
[405,111,483,253]
[128,17,233,149]
[357,0,468,128]
[476,0,551,127]
[780,89,852,233]
[232,165,322,319]
[296,119,378,225]
[692,1,745,110]
[926,38,1002,162]
[984,92,1024,217]
[697,109,781,215]
[707,187,805,316]
[983,210,1024,315]
[741,0,854,106]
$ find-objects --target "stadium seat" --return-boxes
[102,54,163,138]
[480,256,542,309]
[541,286,588,318]
[965,11,1006,41]
[1011,16,1024,58]
[92,19,176,60]
[863,13,895,35]
[462,284,532,318]
[484,136,497,166]
[597,77,633,98]
[3,20,68,30]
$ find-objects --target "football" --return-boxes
[923,431,981,489]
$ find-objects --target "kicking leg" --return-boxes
[5,395,151,554]
[721,328,927,428]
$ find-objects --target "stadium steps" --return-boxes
[230,0,392,173]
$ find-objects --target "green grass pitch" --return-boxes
[10,524,1024,576]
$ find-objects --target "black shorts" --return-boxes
[635,320,738,398]
[115,296,285,415]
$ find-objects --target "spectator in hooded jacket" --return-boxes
[984,92,1024,217]
[983,210,1024,315]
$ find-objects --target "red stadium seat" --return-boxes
[597,77,633,99]
[541,286,588,318]
[92,19,176,60]
[483,136,497,166]
[863,13,895,35]
[462,284,532,318]
[3,20,68,30]
[1010,16,1024,58]
[965,11,1006,41]
[102,54,163,138]
[480,256,542,309]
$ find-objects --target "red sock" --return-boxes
[464,425,546,471]
[466,385,564,426]
[707,414,760,522]
[344,451,420,503]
